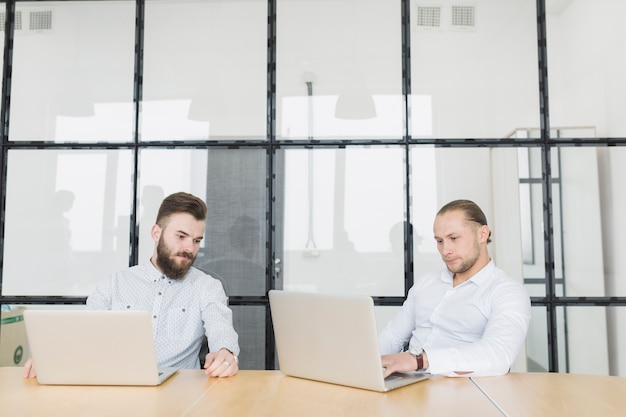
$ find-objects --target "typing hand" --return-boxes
[204,348,239,378]
[381,352,417,378]
[23,358,37,378]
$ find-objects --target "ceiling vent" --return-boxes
[451,5,476,31]
[416,6,442,30]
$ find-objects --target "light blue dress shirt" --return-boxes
[87,261,240,369]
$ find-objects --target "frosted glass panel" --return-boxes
[277,0,402,140]
[9,1,135,142]
[2,150,133,295]
[281,147,405,296]
[410,0,539,138]
[142,0,267,140]
[547,1,626,138]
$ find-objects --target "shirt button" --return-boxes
[158,292,162,296]
[153,315,157,319]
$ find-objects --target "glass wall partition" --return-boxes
[142,0,267,141]
[276,0,403,140]
[1,0,625,376]
[9,1,136,143]
[546,0,626,139]
[409,0,539,139]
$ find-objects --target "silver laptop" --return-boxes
[24,309,178,386]
[268,290,430,392]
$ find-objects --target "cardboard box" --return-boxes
[0,307,29,366]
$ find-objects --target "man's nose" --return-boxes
[182,238,195,252]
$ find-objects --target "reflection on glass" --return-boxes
[281,147,405,296]
[519,146,626,298]
[138,148,267,297]
[557,306,625,377]
[9,1,135,142]
[524,303,625,377]
[526,306,548,372]
[142,0,267,141]
[3,150,133,295]
[599,147,626,298]
[547,1,626,138]
[277,0,402,140]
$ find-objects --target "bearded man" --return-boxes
[25,192,239,379]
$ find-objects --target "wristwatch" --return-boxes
[409,347,424,371]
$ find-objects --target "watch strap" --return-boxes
[409,348,424,371]
[415,353,424,371]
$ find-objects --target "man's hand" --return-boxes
[23,358,37,378]
[381,352,428,378]
[203,348,239,378]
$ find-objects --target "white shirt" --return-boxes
[378,260,531,377]
[87,261,240,369]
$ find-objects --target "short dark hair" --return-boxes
[155,192,207,227]
[437,199,492,243]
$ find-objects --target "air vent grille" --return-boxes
[30,10,52,31]
[416,6,442,28]
[0,10,51,33]
[0,11,23,31]
[451,5,476,29]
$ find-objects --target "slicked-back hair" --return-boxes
[437,199,492,243]
[155,192,207,227]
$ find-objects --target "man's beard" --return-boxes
[155,237,196,280]
[446,241,481,275]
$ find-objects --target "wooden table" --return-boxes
[0,367,216,417]
[183,370,501,417]
[3,367,626,417]
[471,372,626,417]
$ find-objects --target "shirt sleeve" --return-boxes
[426,280,531,377]
[85,274,114,310]
[200,277,240,357]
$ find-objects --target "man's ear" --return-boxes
[479,225,490,243]
[151,224,162,243]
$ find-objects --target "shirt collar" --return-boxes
[143,260,165,281]
[440,259,495,286]
[469,260,495,286]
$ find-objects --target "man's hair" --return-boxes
[437,199,492,243]
[155,192,207,227]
